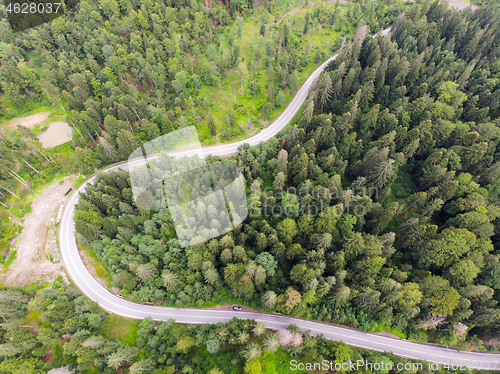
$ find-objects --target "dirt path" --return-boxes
[7,112,51,130]
[2,176,77,285]
[271,6,302,25]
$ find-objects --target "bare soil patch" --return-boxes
[2,176,77,285]
[7,112,51,130]
[448,0,477,10]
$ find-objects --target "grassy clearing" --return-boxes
[50,141,75,155]
[101,314,139,346]
[73,174,87,189]
[261,349,312,373]
[377,325,407,339]
[0,103,50,123]
[193,3,353,146]
[0,104,68,128]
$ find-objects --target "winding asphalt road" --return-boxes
[59,28,500,370]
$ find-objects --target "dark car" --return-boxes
[144,302,154,306]
[232,306,242,311]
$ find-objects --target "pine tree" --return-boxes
[318,73,332,112]
[261,291,277,309]
[277,149,288,173]
[233,324,248,342]
[134,263,157,282]
[253,322,266,337]
[262,333,281,352]
[107,346,137,370]
[162,271,181,292]
[204,268,219,285]
[303,13,310,34]
[207,114,217,137]
[129,359,154,374]
[330,285,350,309]
[370,158,396,187]
[316,233,332,251]
[290,69,299,95]
[0,290,24,303]
[82,336,105,348]
[206,338,221,354]
[300,100,314,130]
[242,343,262,361]
[314,49,322,63]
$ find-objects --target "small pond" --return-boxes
[37,121,72,148]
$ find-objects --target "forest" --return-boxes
[0,281,441,373]
[0,0,408,255]
[1,0,500,371]
[73,0,500,353]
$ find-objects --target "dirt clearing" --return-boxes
[7,112,51,130]
[448,0,477,10]
[2,176,77,285]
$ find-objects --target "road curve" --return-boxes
[59,28,500,370]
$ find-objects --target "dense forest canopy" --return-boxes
[74,0,500,351]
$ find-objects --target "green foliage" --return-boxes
[2,0,491,358]
[8,0,500,371]
[206,337,221,354]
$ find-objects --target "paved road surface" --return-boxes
[59,28,500,370]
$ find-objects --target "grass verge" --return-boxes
[101,314,139,346]
[77,244,113,289]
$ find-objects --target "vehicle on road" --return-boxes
[232,306,242,311]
